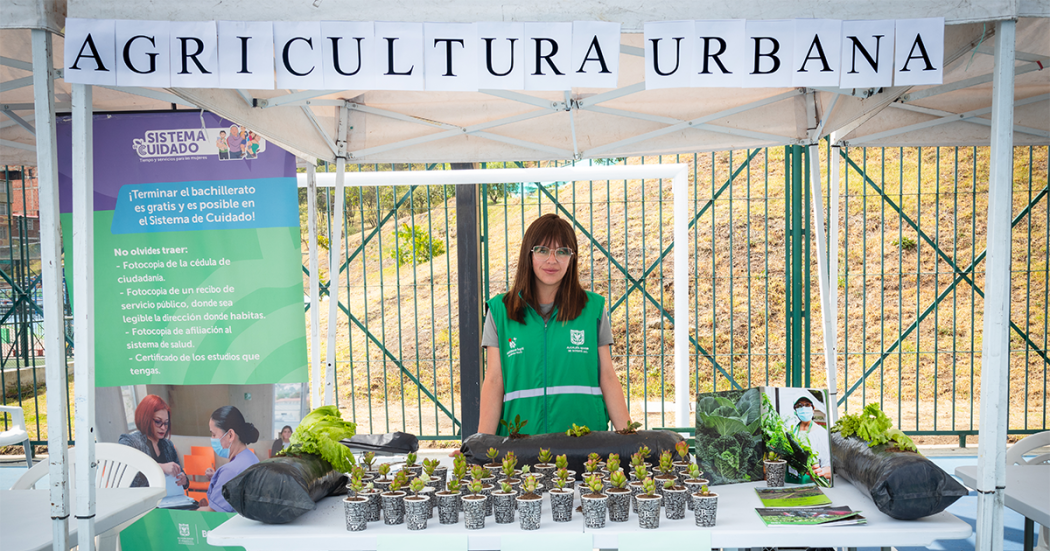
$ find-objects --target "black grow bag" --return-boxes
[830,432,967,520]
[222,455,347,524]
[339,431,419,455]
[461,430,685,478]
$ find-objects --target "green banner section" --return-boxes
[61,210,307,386]
[120,509,243,551]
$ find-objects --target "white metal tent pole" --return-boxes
[672,166,689,427]
[828,140,841,424]
[31,28,70,551]
[307,164,321,408]
[326,105,349,406]
[72,83,97,551]
[808,144,839,422]
[975,18,1016,551]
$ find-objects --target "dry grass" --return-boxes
[305,147,1048,443]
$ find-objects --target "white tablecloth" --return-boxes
[208,479,971,551]
[954,465,1050,526]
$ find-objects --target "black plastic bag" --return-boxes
[222,454,347,524]
[340,432,419,455]
[461,430,685,478]
[830,432,967,520]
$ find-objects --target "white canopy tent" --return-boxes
[1,1,1047,550]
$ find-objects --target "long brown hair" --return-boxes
[503,214,588,323]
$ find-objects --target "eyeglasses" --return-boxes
[531,246,574,262]
[152,418,171,429]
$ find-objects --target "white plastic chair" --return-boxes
[11,442,165,551]
[1006,431,1050,551]
[0,404,34,468]
[11,442,165,489]
[1006,431,1050,466]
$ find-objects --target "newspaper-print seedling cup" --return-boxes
[635,494,662,529]
[343,496,369,531]
[606,488,631,522]
[549,488,574,522]
[581,494,608,529]
[764,460,787,487]
[692,492,718,527]
[404,495,430,531]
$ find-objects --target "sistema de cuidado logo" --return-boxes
[132,125,265,161]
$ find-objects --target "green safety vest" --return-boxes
[488,291,610,436]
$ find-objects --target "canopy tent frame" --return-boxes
[1,4,1043,551]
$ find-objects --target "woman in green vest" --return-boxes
[478,214,630,435]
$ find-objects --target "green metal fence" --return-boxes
[1,145,1046,448]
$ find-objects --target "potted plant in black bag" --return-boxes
[549,468,574,522]
[461,479,487,530]
[343,473,370,531]
[606,470,631,522]
[404,476,430,530]
[580,472,608,529]
[380,471,408,525]
[692,484,718,527]
[763,450,787,487]
[516,474,542,530]
[436,477,461,525]
[682,463,709,511]
[492,481,517,524]
[635,477,662,529]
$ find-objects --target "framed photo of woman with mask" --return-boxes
[763,387,834,487]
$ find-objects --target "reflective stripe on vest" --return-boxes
[503,385,603,403]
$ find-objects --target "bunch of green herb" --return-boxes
[279,405,357,472]
[609,470,628,489]
[833,402,918,453]
[538,448,553,464]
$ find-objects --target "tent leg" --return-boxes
[32,28,70,551]
[975,18,1016,551]
[808,144,838,421]
[72,82,98,551]
[828,142,841,424]
[672,165,689,427]
[325,105,349,406]
[307,164,321,408]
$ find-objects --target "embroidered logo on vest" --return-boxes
[570,329,585,345]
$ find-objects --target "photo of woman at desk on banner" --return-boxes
[478,214,630,435]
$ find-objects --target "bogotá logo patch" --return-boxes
[570,329,585,345]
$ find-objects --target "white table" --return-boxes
[0,487,165,551]
[209,479,972,551]
[955,465,1050,551]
